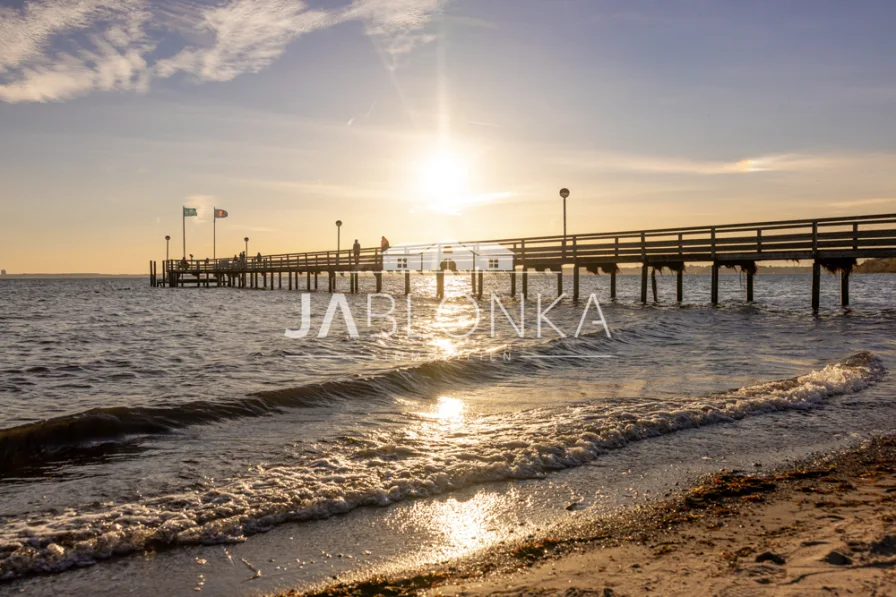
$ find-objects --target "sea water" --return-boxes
[1,273,895,594]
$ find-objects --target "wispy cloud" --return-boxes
[154,0,332,82]
[184,193,216,223]
[555,151,845,176]
[347,101,376,126]
[0,0,152,102]
[427,191,518,215]
[0,0,444,103]
[343,0,441,57]
[226,176,393,201]
[828,197,896,209]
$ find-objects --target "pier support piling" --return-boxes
[405,271,411,295]
[478,270,484,300]
[640,264,648,304]
[375,272,382,293]
[436,272,444,299]
[510,272,516,298]
[711,263,719,306]
[841,271,850,307]
[522,270,528,299]
[557,271,563,298]
[812,261,821,312]
[676,270,683,303]
[573,266,580,302]
[471,270,477,295]
[610,270,617,300]
[651,268,658,303]
[746,271,754,303]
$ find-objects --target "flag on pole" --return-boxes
[215,209,229,218]
[182,207,196,260]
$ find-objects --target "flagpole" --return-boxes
[182,207,186,259]
[213,207,216,264]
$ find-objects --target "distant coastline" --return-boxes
[0,274,147,279]
[855,257,896,273]
[621,257,896,275]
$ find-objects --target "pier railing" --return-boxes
[164,212,896,274]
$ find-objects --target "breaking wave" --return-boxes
[0,353,520,472]
[0,351,884,580]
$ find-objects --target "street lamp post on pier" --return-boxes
[560,188,570,258]
[335,220,342,265]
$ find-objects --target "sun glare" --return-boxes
[419,150,469,208]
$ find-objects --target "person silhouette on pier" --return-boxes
[380,236,390,268]
[353,239,361,266]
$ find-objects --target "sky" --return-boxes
[1,0,895,273]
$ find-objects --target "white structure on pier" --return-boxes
[383,241,514,272]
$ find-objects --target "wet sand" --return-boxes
[280,436,896,597]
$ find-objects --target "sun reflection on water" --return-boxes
[420,396,466,423]
[391,490,514,565]
[428,495,495,554]
[429,337,458,356]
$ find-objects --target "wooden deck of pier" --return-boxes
[150,213,896,311]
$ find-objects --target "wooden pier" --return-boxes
[151,213,896,311]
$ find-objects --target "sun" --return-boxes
[419,150,469,207]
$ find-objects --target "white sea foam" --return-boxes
[0,352,885,579]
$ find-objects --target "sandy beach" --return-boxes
[284,436,896,597]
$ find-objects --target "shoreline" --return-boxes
[280,435,896,597]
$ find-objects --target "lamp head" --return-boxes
[165,235,170,241]
[336,220,342,227]
[244,237,249,242]
[559,188,570,199]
